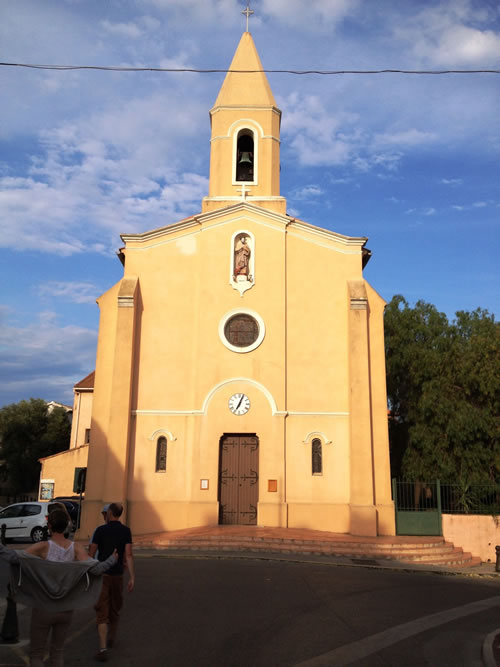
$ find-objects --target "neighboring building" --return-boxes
[38,373,94,500]
[48,31,395,539]
[69,371,94,449]
[46,401,73,422]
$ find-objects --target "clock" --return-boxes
[228,393,250,415]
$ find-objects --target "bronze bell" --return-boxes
[238,151,252,164]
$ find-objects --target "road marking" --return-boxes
[294,595,500,666]
[66,616,95,644]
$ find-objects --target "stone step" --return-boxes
[146,537,457,555]
[135,537,479,567]
[150,534,447,548]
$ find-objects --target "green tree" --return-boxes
[385,296,499,485]
[0,398,71,494]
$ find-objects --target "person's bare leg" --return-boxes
[97,622,107,650]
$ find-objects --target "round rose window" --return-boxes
[219,309,266,354]
[224,314,259,347]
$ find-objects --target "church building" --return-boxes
[42,30,395,539]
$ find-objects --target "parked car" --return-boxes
[0,501,70,543]
[53,498,81,530]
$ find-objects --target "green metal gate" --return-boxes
[392,479,442,536]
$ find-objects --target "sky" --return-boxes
[0,0,499,408]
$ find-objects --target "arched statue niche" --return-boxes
[230,231,255,296]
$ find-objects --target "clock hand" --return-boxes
[236,395,244,409]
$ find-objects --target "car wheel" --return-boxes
[31,527,45,543]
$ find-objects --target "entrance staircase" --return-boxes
[134,526,481,568]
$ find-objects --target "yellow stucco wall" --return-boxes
[75,202,394,538]
[70,391,93,449]
[39,445,89,499]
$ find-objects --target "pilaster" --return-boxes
[348,280,377,536]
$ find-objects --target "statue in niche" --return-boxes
[234,235,251,280]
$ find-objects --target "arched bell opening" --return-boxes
[236,130,255,182]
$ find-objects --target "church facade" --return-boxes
[45,32,395,539]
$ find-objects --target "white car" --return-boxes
[0,501,67,543]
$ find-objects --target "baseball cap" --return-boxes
[101,503,110,514]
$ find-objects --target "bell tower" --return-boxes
[202,31,286,215]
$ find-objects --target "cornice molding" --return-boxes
[288,219,367,248]
[120,218,200,244]
[210,105,281,117]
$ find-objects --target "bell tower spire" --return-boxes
[202,29,286,215]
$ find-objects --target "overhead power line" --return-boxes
[1,62,499,75]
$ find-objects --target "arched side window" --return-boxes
[236,129,255,182]
[312,438,322,475]
[156,436,167,473]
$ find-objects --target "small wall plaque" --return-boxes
[268,479,277,492]
[200,479,209,490]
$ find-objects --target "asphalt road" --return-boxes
[0,554,498,666]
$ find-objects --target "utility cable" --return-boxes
[1,62,499,74]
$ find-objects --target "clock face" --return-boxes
[228,393,250,415]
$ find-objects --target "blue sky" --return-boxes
[0,0,499,407]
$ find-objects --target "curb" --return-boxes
[482,629,500,667]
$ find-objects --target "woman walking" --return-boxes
[0,508,115,666]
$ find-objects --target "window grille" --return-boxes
[156,436,167,472]
[312,438,322,475]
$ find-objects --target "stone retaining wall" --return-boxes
[442,513,499,563]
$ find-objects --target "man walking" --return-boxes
[89,502,134,662]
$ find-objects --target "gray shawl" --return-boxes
[0,544,115,612]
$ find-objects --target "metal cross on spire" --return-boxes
[241,2,254,32]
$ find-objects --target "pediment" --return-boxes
[120,201,368,257]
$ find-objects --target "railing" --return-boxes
[392,480,500,515]
[392,480,441,512]
[440,483,500,515]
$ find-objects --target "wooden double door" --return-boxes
[218,434,259,525]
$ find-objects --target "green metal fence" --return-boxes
[392,479,500,536]
[440,483,500,515]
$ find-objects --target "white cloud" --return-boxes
[281,91,440,172]
[374,129,436,148]
[424,208,436,216]
[442,178,463,185]
[100,16,161,39]
[427,25,500,66]
[139,0,238,27]
[101,20,144,39]
[393,1,500,66]
[100,16,160,39]
[38,282,101,304]
[0,311,98,405]
[260,0,359,29]
[292,185,324,201]
[0,90,209,255]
